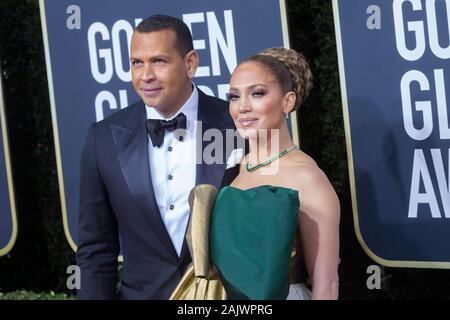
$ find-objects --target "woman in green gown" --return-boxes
[210,48,341,300]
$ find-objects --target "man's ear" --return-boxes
[184,50,199,79]
[282,91,296,114]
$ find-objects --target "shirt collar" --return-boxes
[145,85,198,136]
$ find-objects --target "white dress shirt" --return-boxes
[146,86,198,256]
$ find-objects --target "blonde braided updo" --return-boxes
[241,47,313,111]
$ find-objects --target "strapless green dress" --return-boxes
[210,185,299,300]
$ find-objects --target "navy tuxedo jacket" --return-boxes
[76,90,239,300]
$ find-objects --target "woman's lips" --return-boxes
[141,87,162,97]
[238,118,258,127]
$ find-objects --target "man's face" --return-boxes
[130,29,197,117]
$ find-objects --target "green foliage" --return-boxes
[0,290,74,300]
[287,0,347,194]
[286,0,378,300]
[0,0,75,293]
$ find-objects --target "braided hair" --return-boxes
[240,47,313,111]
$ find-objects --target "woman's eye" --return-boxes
[228,94,239,101]
[252,90,266,97]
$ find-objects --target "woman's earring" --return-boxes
[285,113,289,121]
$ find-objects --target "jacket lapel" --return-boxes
[195,91,228,188]
[111,102,178,259]
[178,91,230,263]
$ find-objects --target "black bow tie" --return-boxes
[145,113,187,148]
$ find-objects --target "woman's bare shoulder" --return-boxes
[287,150,324,182]
[287,150,339,212]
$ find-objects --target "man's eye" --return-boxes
[131,61,142,67]
[154,59,165,64]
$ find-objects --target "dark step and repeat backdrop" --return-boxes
[3,0,449,270]
[0,69,17,257]
[334,0,450,267]
[39,0,294,251]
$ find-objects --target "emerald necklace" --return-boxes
[246,145,297,173]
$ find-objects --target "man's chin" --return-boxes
[142,97,159,108]
[143,101,175,117]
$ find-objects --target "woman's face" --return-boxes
[229,61,290,139]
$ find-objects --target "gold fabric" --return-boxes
[170,184,227,300]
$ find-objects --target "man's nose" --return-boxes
[141,64,156,81]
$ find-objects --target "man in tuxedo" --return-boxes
[76,15,239,300]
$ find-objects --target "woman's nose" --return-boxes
[238,97,251,113]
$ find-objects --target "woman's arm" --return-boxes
[297,165,341,300]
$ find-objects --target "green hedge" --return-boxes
[0,0,75,294]
[0,290,74,300]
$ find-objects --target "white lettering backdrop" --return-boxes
[334,0,450,267]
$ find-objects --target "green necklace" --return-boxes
[246,145,296,173]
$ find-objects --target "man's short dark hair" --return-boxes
[136,15,194,57]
